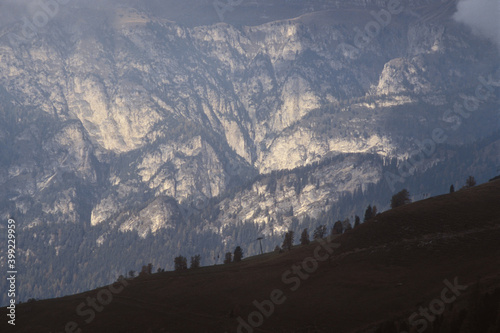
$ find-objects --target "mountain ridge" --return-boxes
[0,0,498,304]
[3,178,499,332]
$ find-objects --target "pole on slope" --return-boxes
[256,237,264,255]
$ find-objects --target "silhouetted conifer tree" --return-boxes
[300,228,310,245]
[190,255,201,269]
[282,230,294,251]
[174,256,188,271]
[465,176,476,188]
[313,225,327,240]
[224,252,232,264]
[233,246,243,262]
[391,189,411,209]
[332,220,343,235]
[364,205,373,222]
[354,215,361,227]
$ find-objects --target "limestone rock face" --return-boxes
[0,0,498,238]
[210,155,383,235]
[118,197,179,238]
[376,58,433,95]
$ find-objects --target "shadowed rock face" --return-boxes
[0,0,498,303]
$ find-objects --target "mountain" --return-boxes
[3,178,500,332]
[0,0,499,304]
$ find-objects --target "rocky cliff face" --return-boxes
[1,0,498,233]
[0,0,498,303]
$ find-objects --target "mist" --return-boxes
[453,0,500,49]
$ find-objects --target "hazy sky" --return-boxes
[0,0,217,29]
[453,0,500,49]
[1,0,500,49]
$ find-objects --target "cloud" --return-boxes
[453,0,500,49]
[0,0,36,26]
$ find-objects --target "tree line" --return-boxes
[116,176,479,281]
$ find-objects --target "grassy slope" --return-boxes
[4,180,500,333]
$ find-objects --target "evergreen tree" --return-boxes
[313,225,327,240]
[300,228,310,245]
[190,255,201,269]
[354,215,360,227]
[391,189,411,209]
[465,176,476,188]
[282,230,295,251]
[174,256,188,271]
[343,218,352,232]
[224,252,232,264]
[364,205,373,222]
[332,220,343,235]
[450,184,455,193]
[233,246,243,262]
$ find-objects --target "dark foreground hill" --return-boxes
[3,180,500,333]
[1,0,499,305]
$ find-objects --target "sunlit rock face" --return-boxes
[0,0,498,237]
